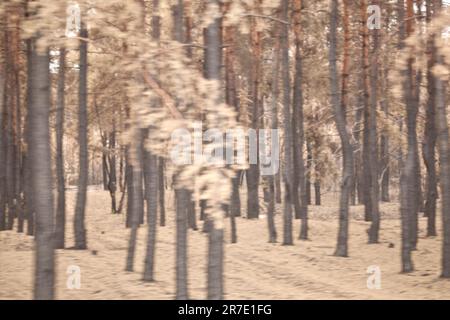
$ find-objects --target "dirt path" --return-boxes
[1,189,450,299]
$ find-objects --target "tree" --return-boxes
[28,41,55,300]
[330,0,354,257]
[281,0,294,246]
[399,0,415,272]
[433,0,450,279]
[205,0,224,299]
[74,23,88,250]
[293,0,308,240]
[368,0,381,244]
[55,47,66,249]
[422,0,438,237]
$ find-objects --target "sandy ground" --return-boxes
[1,187,450,300]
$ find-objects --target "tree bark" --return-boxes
[293,0,308,240]
[143,145,158,281]
[368,0,380,244]
[205,0,225,299]
[281,0,293,246]
[55,48,66,249]
[74,26,88,249]
[399,0,414,272]
[422,0,438,237]
[330,0,354,257]
[29,44,55,300]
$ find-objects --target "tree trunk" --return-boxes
[23,38,34,236]
[405,0,419,251]
[74,26,88,249]
[361,0,372,222]
[422,0,438,237]
[29,44,55,300]
[125,129,144,271]
[399,0,414,272]
[281,0,293,246]
[143,146,158,281]
[158,158,166,226]
[330,0,354,257]
[175,188,189,299]
[368,0,380,244]
[55,48,66,249]
[246,12,261,220]
[434,0,450,279]
[293,0,308,239]
[205,0,225,299]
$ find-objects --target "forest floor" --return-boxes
[1,186,450,300]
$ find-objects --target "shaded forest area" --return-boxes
[1,0,450,300]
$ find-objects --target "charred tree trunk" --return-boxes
[422,0,437,237]
[433,0,450,279]
[55,48,66,249]
[125,129,144,271]
[368,0,380,244]
[293,0,308,239]
[361,0,372,222]
[281,0,293,246]
[29,44,55,300]
[399,0,414,272]
[205,0,225,299]
[74,25,88,250]
[158,158,166,226]
[246,12,261,220]
[330,0,354,257]
[143,145,158,281]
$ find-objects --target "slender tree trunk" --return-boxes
[55,48,66,249]
[380,67,390,203]
[361,0,372,222]
[281,0,293,246]
[158,158,166,226]
[29,44,55,300]
[266,19,280,244]
[432,0,450,278]
[224,7,241,243]
[330,0,354,257]
[436,56,450,278]
[175,188,189,299]
[0,43,7,231]
[246,12,261,220]
[422,0,437,237]
[406,0,419,251]
[306,140,312,205]
[108,115,117,213]
[293,0,308,239]
[74,26,88,249]
[368,0,380,244]
[399,0,414,272]
[143,145,158,281]
[23,38,34,236]
[205,0,225,299]
[125,129,144,271]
